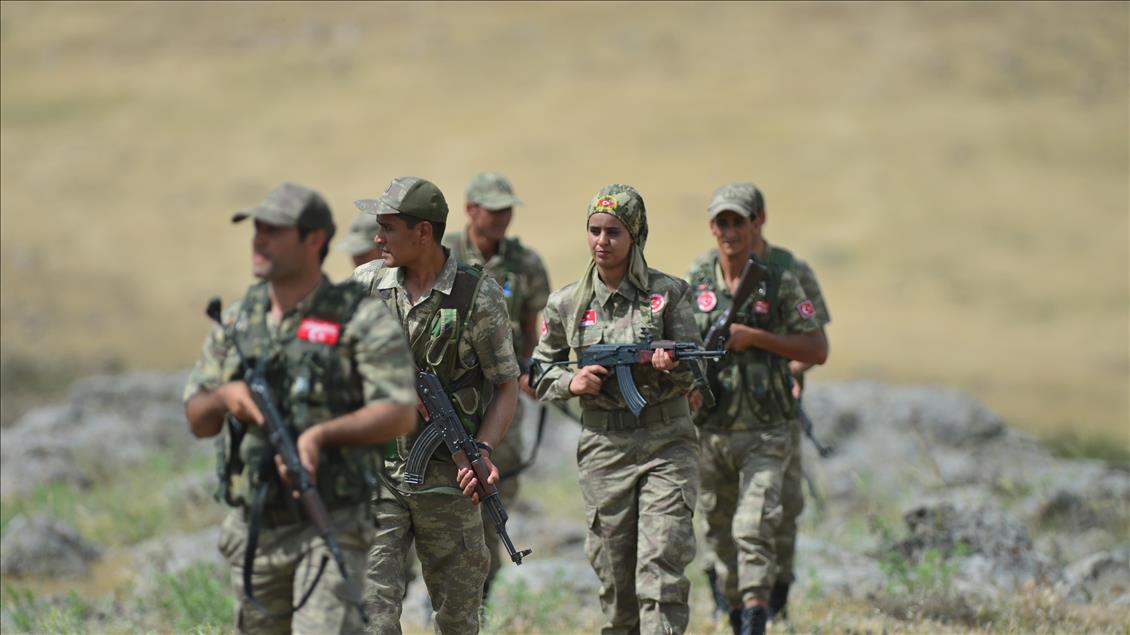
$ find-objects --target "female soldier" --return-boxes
[531,184,702,635]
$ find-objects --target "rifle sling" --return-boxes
[241,455,329,621]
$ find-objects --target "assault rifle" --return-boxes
[406,370,532,565]
[797,400,833,458]
[205,298,367,624]
[529,339,724,416]
[703,256,770,351]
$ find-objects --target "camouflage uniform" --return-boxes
[184,183,416,635]
[687,183,821,615]
[532,184,701,635]
[443,173,550,593]
[353,177,521,635]
[766,242,831,594]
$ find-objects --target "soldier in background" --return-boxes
[336,211,384,267]
[532,184,701,635]
[183,182,416,634]
[686,182,827,635]
[353,176,520,635]
[443,171,551,599]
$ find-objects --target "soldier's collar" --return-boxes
[592,266,635,305]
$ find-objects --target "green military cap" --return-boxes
[466,171,522,210]
[707,181,765,220]
[232,182,336,240]
[355,176,448,223]
[335,211,381,255]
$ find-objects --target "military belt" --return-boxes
[581,397,690,432]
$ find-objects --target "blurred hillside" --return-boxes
[1,1,1127,443]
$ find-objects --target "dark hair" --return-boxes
[297,226,330,263]
[403,216,446,245]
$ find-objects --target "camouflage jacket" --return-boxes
[183,275,416,507]
[532,267,701,412]
[686,249,820,430]
[443,228,551,358]
[353,252,520,486]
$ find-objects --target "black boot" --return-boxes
[767,580,791,621]
[728,608,743,635]
[740,606,768,635]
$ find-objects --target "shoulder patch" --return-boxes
[297,318,341,345]
[696,290,717,312]
[581,309,598,327]
[796,300,816,320]
[650,293,666,314]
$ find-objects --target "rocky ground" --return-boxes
[1,372,1127,633]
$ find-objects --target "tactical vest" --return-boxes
[215,280,376,510]
[451,235,526,353]
[689,250,797,429]
[377,262,491,461]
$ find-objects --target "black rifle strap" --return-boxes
[242,455,330,621]
[499,402,548,481]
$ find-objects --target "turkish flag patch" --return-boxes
[298,318,341,345]
[755,300,770,314]
[696,291,717,312]
[540,320,548,338]
[650,293,666,313]
[796,300,816,320]
[581,309,598,327]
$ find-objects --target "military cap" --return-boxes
[232,182,336,240]
[335,211,381,255]
[466,172,522,210]
[707,182,765,220]
[355,176,448,223]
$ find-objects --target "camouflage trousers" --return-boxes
[698,424,790,606]
[578,398,700,635]
[774,419,805,585]
[365,459,489,635]
[217,503,373,635]
[483,397,525,595]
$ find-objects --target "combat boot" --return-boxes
[728,608,743,635]
[768,580,790,621]
[739,605,768,635]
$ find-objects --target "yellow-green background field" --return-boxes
[2,1,1127,446]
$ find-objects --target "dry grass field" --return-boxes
[2,1,1127,447]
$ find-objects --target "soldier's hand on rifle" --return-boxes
[217,381,265,426]
[275,426,323,495]
[456,454,499,506]
[518,372,537,398]
[569,365,609,396]
[651,347,678,371]
[725,323,762,352]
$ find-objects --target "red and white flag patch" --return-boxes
[650,293,666,313]
[297,318,341,345]
[540,319,548,338]
[581,309,598,327]
[796,300,816,320]
[696,291,717,312]
[754,300,770,315]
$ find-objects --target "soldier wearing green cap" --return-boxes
[336,211,384,267]
[685,182,828,635]
[442,171,551,599]
[352,176,520,634]
[183,181,418,634]
[531,184,702,635]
